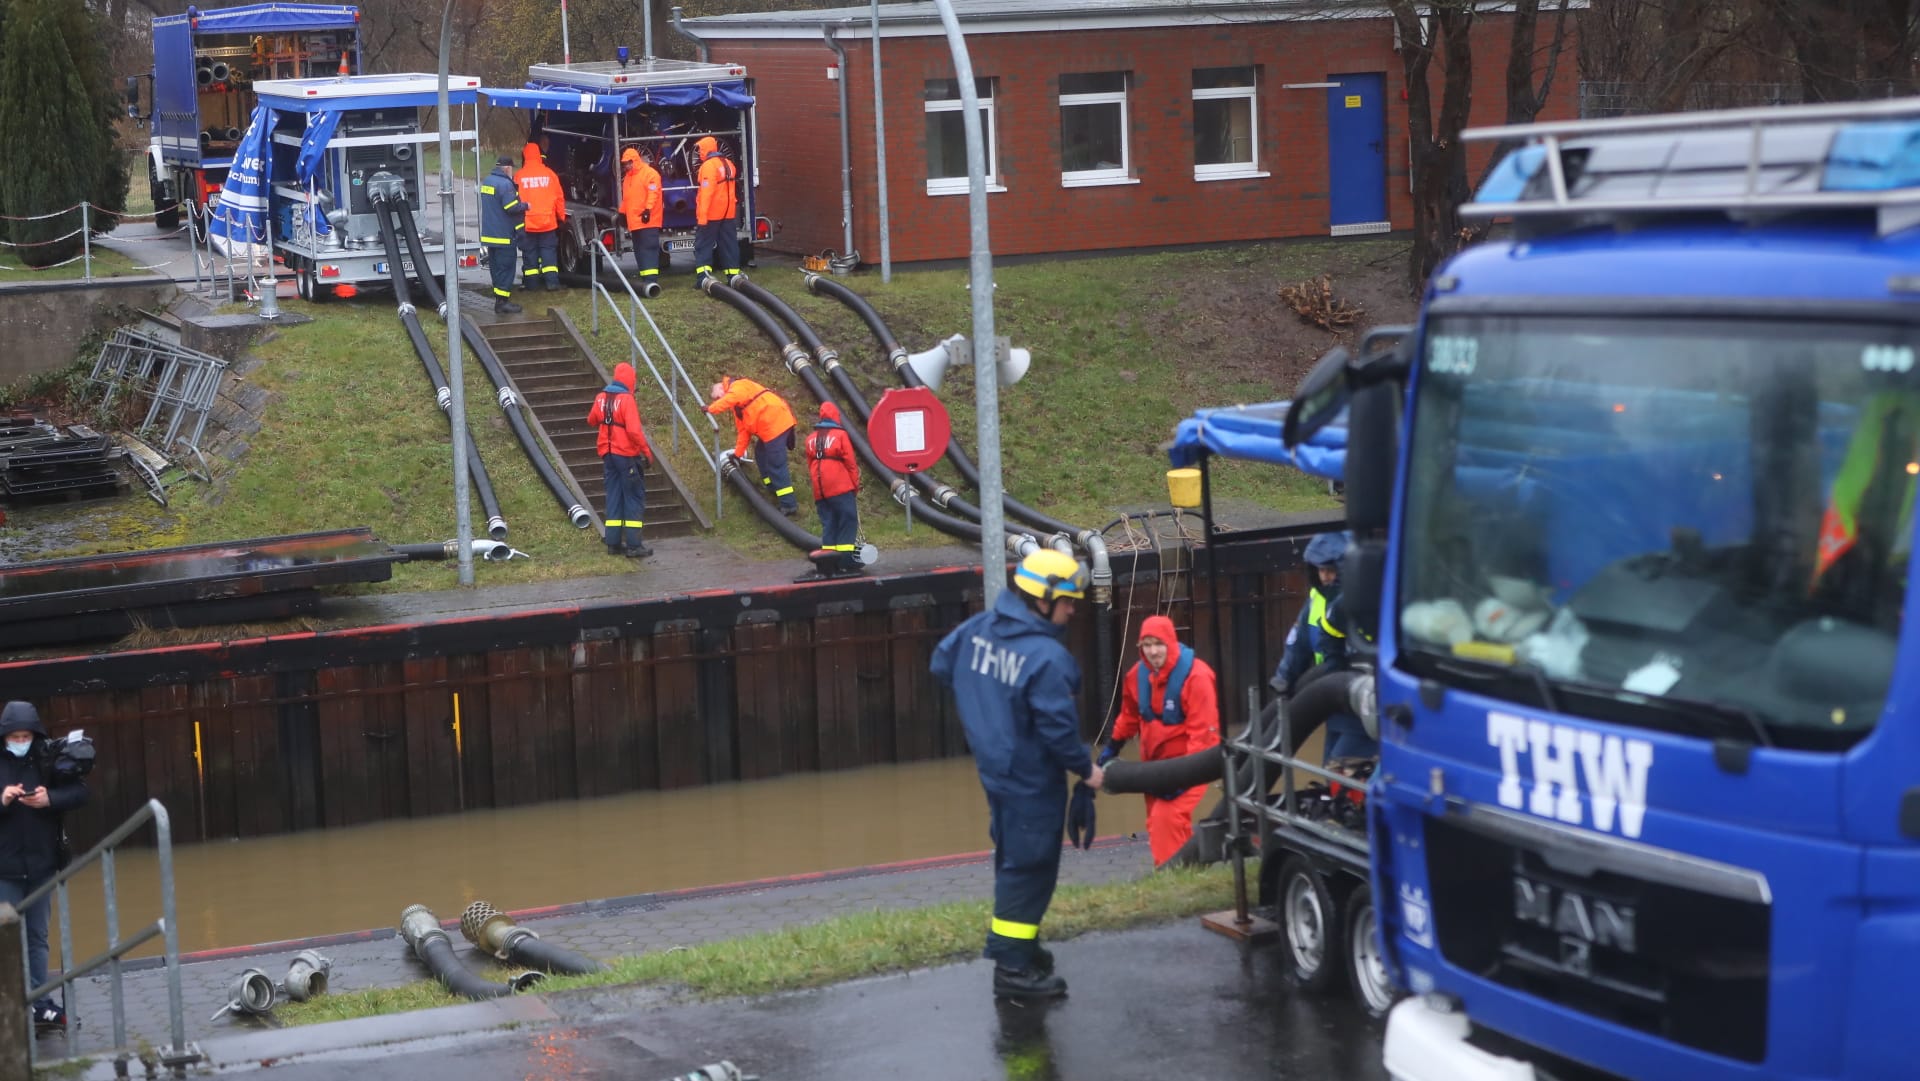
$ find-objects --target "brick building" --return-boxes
[680,0,1580,263]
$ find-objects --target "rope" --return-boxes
[0,206,83,223]
[0,251,89,272]
[0,228,85,250]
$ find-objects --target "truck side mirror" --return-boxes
[124,76,142,118]
[1284,345,1352,449]
[1344,379,1399,536]
[1341,540,1386,642]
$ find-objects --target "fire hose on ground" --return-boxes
[460,901,604,976]
[398,904,544,1000]
[391,196,593,530]
[370,197,508,539]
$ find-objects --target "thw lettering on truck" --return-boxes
[1486,712,1654,838]
[968,636,1027,685]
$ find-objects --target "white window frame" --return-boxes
[1192,75,1265,182]
[925,82,1004,197]
[1059,76,1135,188]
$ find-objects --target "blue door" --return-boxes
[1327,73,1388,231]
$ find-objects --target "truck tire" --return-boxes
[151,161,180,233]
[1277,855,1344,993]
[1343,884,1399,1020]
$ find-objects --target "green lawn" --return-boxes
[124,240,1366,586]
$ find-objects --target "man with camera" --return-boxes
[0,701,89,1032]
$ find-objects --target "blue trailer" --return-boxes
[131,3,362,237]
[1263,95,1920,1080]
[480,56,771,278]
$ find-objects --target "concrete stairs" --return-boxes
[474,310,708,540]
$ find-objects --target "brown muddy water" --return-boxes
[50,757,1167,958]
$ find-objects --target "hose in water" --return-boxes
[392,199,593,530]
[701,280,1027,553]
[397,905,544,999]
[373,198,509,540]
[460,901,603,976]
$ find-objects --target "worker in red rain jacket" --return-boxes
[586,361,654,559]
[514,142,567,291]
[1099,615,1221,866]
[804,401,861,577]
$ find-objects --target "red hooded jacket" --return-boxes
[805,402,859,499]
[587,362,652,460]
[1111,614,1220,763]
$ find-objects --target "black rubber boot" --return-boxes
[625,542,654,559]
[993,965,1067,1000]
[495,298,522,315]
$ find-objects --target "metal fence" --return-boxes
[1579,79,1905,119]
[21,798,199,1076]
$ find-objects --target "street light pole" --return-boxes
[928,0,1003,605]
[439,0,474,586]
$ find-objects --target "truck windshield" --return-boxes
[1399,314,1917,750]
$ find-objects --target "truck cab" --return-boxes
[1287,99,1920,1080]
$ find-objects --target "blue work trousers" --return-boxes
[815,491,858,569]
[629,227,660,281]
[983,786,1067,969]
[693,218,740,278]
[601,453,647,552]
[484,240,518,299]
[0,875,54,1010]
[521,230,559,286]
[755,429,798,513]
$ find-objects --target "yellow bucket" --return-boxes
[1166,467,1202,508]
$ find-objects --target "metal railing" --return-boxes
[586,235,728,518]
[21,798,199,1075]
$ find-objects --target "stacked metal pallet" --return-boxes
[0,418,126,500]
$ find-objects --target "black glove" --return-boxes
[640,209,651,225]
[1066,781,1097,850]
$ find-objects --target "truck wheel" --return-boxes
[1278,855,1344,992]
[1344,884,1399,1020]
[295,261,317,303]
[151,162,179,233]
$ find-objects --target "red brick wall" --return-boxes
[717,14,1579,262]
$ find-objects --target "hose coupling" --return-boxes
[508,971,546,992]
[283,949,332,1002]
[487,515,509,540]
[802,270,823,291]
[497,386,518,409]
[1048,533,1075,554]
[397,302,416,317]
[816,347,841,371]
[399,904,450,952]
[436,301,449,320]
[929,483,956,508]
[461,900,535,959]
[568,505,592,528]
[211,967,277,1021]
[436,387,451,412]
[781,344,812,372]
[889,479,914,506]
[886,347,909,371]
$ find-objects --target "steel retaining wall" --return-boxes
[5,524,1328,847]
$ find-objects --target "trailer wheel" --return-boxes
[1278,855,1343,992]
[294,261,321,303]
[150,161,179,233]
[1344,884,1399,1020]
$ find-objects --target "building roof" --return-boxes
[682,0,1421,39]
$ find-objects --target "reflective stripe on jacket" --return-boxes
[477,165,524,245]
[697,154,739,225]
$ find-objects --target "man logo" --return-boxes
[1487,712,1654,838]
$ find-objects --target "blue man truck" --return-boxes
[1258,96,1920,1080]
[480,55,770,278]
[130,3,362,237]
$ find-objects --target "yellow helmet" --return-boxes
[1013,549,1089,602]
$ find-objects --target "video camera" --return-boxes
[44,730,96,783]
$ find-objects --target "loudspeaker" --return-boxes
[904,334,1030,392]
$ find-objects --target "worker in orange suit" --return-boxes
[1099,615,1221,866]
[707,375,798,517]
[693,135,740,284]
[618,146,664,298]
[514,141,567,291]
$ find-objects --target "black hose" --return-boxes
[702,281,1000,546]
[504,937,602,977]
[804,272,1085,538]
[393,200,593,531]
[734,279,997,526]
[1102,744,1226,795]
[374,200,509,540]
[392,197,446,313]
[726,454,822,551]
[417,934,513,999]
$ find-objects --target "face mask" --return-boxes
[4,741,28,757]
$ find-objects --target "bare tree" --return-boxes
[1388,0,1477,294]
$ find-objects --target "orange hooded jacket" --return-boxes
[619,148,663,231]
[706,376,795,459]
[514,142,566,233]
[1110,614,1221,764]
[587,362,653,460]
[695,136,738,225]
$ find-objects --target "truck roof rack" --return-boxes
[528,58,747,90]
[1463,96,1920,237]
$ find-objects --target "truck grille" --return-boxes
[1426,816,1770,1063]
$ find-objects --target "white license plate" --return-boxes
[373,260,416,275]
[666,239,694,253]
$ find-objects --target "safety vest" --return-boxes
[1814,390,1919,585]
[1136,647,1195,727]
[1306,587,1343,664]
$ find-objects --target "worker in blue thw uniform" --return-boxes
[1274,531,1376,761]
[932,550,1106,1001]
[478,153,525,314]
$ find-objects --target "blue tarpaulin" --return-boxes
[1167,401,1347,480]
[480,88,631,114]
[154,4,360,33]
[209,105,278,258]
[518,79,755,111]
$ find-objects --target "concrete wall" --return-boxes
[714,14,1579,261]
[0,277,176,384]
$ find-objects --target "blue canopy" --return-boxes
[256,75,481,114]
[154,4,359,33]
[519,78,755,112]
[1167,401,1347,481]
[209,105,278,258]
[481,88,631,114]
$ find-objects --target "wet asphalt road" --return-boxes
[229,922,1390,1080]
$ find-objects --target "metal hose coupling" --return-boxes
[398,903,450,952]
[436,386,451,412]
[211,967,278,1021]
[886,346,909,371]
[496,386,519,409]
[461,900,536,959]
[487,515,509,541]
[282,949,332,1002]
[1048,533,1075,555]
[815,346,841,371]
[888,478,914,506]
[398,302,417,317]
[781,343,812,372]
[568,504,592,528]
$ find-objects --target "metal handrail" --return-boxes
[19,797,198,1074]
[589,235,714,424]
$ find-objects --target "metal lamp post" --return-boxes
[439,0,474,586]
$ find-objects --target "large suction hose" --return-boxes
[702,279,1037,558]
[392,200,593,530]
[460,901,603,976]
[397,905,544,1000]
[373,199,509,540]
